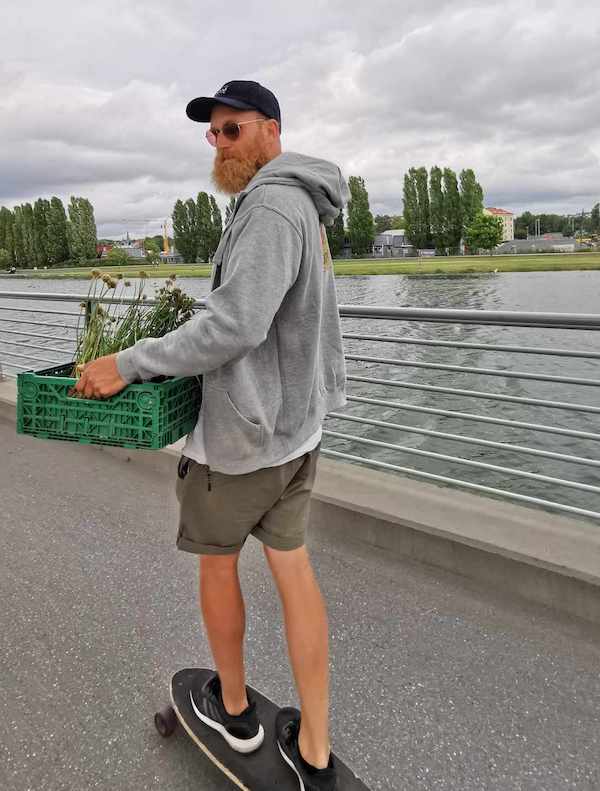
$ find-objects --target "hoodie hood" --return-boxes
[241,151,349,226]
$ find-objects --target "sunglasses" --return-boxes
[206,118,270,147]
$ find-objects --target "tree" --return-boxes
[464,212,503,254]
[403,169,419,248]
[414,167,432,249]
[209,195,223,259]
[0,249,10,269]
[33,198,50,267]
[443,168,462,255]
[347,176,374,256]
[67,197,97,263]
[47,197,69,265]
[21,203,36,266]
[196,192,213,262]
[172,199,198,263]
[225,196,237,225]
[429,166,445,255]
[459,169,484,236]
[591,203,600,234]
[0,207,15,266]
[105,247,130,267]
[144,238,160,266]
[326,209,345,258]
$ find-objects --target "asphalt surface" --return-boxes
[1,416,599,791]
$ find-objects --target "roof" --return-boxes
[485,207,514,216]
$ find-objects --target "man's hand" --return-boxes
[73,353,128,399]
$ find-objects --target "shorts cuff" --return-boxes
[251,527,306,552]
[176,536,244,555]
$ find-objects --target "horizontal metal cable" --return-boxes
[1,349,63,364]
[346,394,600,441]
[346,354,600,387]
[2,339,75,354]
[319,448,600,521]
[1,293,598,328]
[0,292,208,309]
[2,362,29,371]
[347,375,600,414]
[1,328,76,341]
[323,429,600,494]
[0,316,79,330]
[342,333,600,360]
[338,304,600,330]
[325,411,600,468]
[0,305,82,318]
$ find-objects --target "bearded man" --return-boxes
[76,80,348,791]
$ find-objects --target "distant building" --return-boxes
[159,246,183,264]
[372,229,415,257]
[484,207,514,242]
[495,236,577,255]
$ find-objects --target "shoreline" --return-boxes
[1,253,600,279]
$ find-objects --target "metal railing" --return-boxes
[1,290,599,522]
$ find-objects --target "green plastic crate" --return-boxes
[17,362,202,449]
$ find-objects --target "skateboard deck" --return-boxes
[155,668,370,790]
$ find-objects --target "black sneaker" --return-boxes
[189,672,264,754]
[276,707,337,791]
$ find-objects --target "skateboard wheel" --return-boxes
[154,706,177,738]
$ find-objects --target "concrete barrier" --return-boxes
[1,377,599,624]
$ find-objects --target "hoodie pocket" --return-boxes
[203,384,264,462]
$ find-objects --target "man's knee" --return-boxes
[199,552,240,576]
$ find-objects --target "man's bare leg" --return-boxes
[199,553,249,715]
[264,544,331,769]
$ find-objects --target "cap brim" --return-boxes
[186,96,256,123]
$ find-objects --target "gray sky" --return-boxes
[1,0,599,238]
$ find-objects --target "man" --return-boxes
[76,80,348,791]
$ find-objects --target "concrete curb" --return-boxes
[2,377,599,624]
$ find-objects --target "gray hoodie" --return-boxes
[116,151,349,473]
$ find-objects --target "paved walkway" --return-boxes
[1,416,599,791]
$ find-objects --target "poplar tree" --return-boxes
[414,167,432,249]
[67,197,97,263]
[196,192,212,262]
[347,176,374,256]
[403,169,419,248]
[12,206,26,266]
[33,198,50,267]
[0,207,15,266]
[429,166,445,255]
[172,199,198,263]
[47,197,69,265]
[209,195,223,259]
[21,203,36,266]
[443,169,463,255]
[459,169,484,237]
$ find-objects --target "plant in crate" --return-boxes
[17,271,202,449]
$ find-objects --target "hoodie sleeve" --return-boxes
[115,205,302,382]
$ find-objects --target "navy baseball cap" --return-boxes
[186,80,281,131]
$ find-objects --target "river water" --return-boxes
[1,270,599,519]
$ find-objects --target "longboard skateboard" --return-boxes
[155,668,370,790]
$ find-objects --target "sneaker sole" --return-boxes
[190,691,265,754]
[277,740,306,790]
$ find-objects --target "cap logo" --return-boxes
[215,84,230,96]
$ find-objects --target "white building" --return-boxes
[372,229,414,257]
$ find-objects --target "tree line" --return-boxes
[172,193,224,263]
[0,196,97,268]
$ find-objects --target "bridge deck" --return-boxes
[1,416,599,791]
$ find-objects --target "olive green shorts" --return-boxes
[175,442,321,555]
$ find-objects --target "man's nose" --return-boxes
[216,132,231,150]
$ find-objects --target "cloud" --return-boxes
[0,0,599,237]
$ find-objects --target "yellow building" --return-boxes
[484,207,514,241]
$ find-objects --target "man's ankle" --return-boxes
[298,732,331,769]
[222,693,250,716]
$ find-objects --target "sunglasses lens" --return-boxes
[206,129,217,147]
[223,122,241,141]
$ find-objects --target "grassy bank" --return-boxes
[2,252,600,279]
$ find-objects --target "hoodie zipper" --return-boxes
[207,467,212,492]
